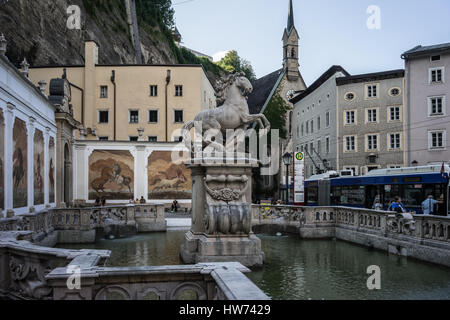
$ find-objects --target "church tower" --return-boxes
[282,0,300,81]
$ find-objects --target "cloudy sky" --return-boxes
[174,0,450,84]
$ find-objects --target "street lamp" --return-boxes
[283,152,292,204]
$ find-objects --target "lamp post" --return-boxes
[283,152,292,204]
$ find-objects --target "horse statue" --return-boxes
[182,72,270,153]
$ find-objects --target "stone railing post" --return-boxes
[155,203,165,220]
[126,205,135,227]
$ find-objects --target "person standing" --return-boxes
[421,195,438,215]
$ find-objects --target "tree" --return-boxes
[217,50,256,82]
[263,86,291,140]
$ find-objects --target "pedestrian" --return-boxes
[101,197,106,207]
[171,200,179,213]
[140,196,146,204]
[421,194,438,215]
[372,195,383,211]
[389,196,406,213]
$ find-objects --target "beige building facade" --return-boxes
[29,41,216,143]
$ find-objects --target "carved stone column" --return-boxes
[180,159,264,268]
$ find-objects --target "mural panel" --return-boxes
[89,150,134,200]
[13,118,27,208]
[0,110,4,211]
[34,129,44,205]
[49,137,55,203]
[148,151,192,200]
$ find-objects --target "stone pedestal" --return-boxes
[180,158,264,268]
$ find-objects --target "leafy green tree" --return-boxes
[217,50,256,82]
[263,86,291,140]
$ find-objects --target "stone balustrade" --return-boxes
[251,204,450,267]
[0,231,269,300]
[47,262,269,300]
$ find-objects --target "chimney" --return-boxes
[20,58,30,78]
[0,33,6,56]
[38,80,47,95]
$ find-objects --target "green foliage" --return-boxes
[217,50,256,82]
[264,86,291,140]
[135,0,175,30]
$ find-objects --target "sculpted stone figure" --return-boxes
[182,72,270,152]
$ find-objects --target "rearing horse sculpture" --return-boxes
[182,72,270,152]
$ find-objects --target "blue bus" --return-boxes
[305,165,450,216]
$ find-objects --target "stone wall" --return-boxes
[252,205,450,267]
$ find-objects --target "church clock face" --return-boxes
[286,89,295,100]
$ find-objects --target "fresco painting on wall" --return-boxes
[49,137,55,203]
[34,129,44,205]
[13,118,27,208]
[89,150,134,200]
[0,110,4,211]
[148,151,192,200]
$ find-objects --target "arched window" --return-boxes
[291,48,296,58]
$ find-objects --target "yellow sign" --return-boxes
[295,152,304,161]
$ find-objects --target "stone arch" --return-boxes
[95,285,131,300]
[170,282,207,300]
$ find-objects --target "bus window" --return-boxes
[307,187,318,204]
[384,185,400,209]
[403,185,423,207]
[340,186,365,206]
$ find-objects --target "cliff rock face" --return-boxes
[0,0,176,66]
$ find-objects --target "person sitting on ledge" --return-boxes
[140,196,146,204]
[94,197,101,207]
[171,200,179,213]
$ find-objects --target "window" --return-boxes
[174,110,184,123]
[306,121,309,134]
[326,111,330,127]
[129,136,139,142]
[429,67,444,83]
[99,136,109,141]
[345,110,355,125]
[148,136,158,142]
[317,116,321,131]
[389,88,401,96]
[98,110,109,124]
[345,92,355,101]
[150,85,158,97]
[305,144,308,154]
[389,133,401,150]
[429,131,446,150]
[428,96,445,116]
[325,136,330,154]
[345,136,356,152]
[310,120,314,133]
[389,165,402,169]
[129,110,139,123]
[431,55,441,62]
[365,84,378,99]
[366,108,377,123]
[301,123,304,136]
[100,86,108,99]
[175,85,183,97]
[317,140,321,155]
[148,110,158,123]
[310,142,314,154]
[366,134,378,150]
[389,106,401,121]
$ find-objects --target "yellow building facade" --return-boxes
[29,41,216,142]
